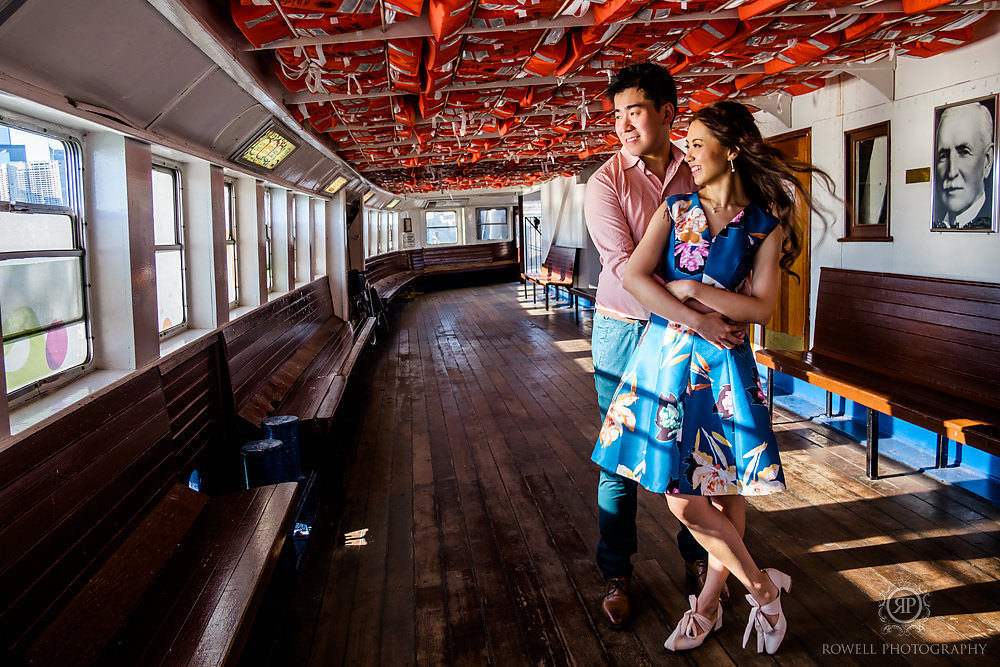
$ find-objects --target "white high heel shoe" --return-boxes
[664,595,723,651]
[742,568,792,654]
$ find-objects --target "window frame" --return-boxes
[387,211,396,252]
[152,162,188,338]
[425,209,460,246]
[475,206,509,241]
[223,178,239,307]
[364,207,376,258]
[1,117,92,400]
[263,187,273,293]
[842,121,892,242]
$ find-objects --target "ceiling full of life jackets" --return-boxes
[229,0,994,193]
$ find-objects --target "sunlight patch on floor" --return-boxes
[344,528,368,546]
[554,339,590,353]
[807,535,897,552]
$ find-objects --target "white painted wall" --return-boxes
[754,29,1000,340]
[537,175,602,287]
[325,193,349,319]
[393,192,518,251]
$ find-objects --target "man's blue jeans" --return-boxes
[592,313,644,580]
[592,313,707,580]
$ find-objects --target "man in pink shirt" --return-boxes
[585,63,715,628]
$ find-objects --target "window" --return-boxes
[263,188,273,292]
[388,212,396,252]
[377,210,387,254]
[426,210,458,245]
[843,122,891,241]
[152,165,186,335]
[223,180,238,305]
[365,207,375,258]
[1,122,88,397]
[476,207,508,240]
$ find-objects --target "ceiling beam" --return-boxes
[285,73,613,103]
[357,150,605,172]
[741,92,792,128]
[336,125,612,150]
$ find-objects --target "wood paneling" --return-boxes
[159,334,232,473]
[0,367,176,649]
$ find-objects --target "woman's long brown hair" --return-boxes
[690,101,834,275]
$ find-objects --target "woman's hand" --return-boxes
[665,279,699,303]
[694,311,747,350]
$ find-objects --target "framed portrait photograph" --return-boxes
[931,95,998,232]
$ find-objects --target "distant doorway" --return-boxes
[763,129,812,351]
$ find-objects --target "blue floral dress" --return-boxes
[591,193,786,496]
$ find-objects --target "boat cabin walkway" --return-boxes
[264,283,1000,666]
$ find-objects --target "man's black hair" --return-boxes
[605,62,678,112]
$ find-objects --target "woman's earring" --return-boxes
[729,158,735,173]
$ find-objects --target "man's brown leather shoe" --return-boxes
[684,559,731,606]
[601,577,631,628]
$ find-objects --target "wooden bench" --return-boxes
[568,285,597,324]
[222,277,374,435]
[523,244,579,310]
[364,241,518,302]
[756,267,1000,479]
[418,241,518,275]
[364,250,420,302]
[1,368,299,666]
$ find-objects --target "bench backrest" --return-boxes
[813,267,1000,408]
[364,250,412,285]
[421,244,494,268]
[158,335,233,484]
[0,368,176,650]
[222,277,334,417]
[491,240,516,262]
[542,245,578,281]
[365,241,516,278]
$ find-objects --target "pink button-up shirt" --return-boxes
[584,145,695,320]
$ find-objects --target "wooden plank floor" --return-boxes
[266,282,1000,666]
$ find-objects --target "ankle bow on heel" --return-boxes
[664,595,723,651]
[742,568,791,654]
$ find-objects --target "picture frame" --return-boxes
[403,217,412,233]
[844,121,891,241]
[931,95,997,232]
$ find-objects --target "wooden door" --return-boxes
[763,130,811,351]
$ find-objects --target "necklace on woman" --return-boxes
[700,196,747,215]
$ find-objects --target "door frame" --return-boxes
[764,128,812,350]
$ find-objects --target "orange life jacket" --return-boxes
[428,0,474,43]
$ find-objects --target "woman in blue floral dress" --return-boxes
[591,101,832,655]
